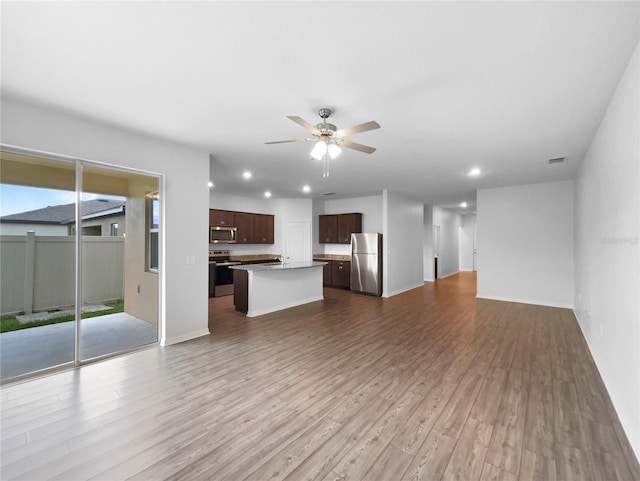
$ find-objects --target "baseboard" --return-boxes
[247,295,324,318]
[423,277,435,282]
[383,282,425,298]
[476,294,573,309]
[161,328,210,346]
[573,308,590,343]
[574,308,640,465]
[438,270,460,279]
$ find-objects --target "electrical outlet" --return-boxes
[600,324,603,336]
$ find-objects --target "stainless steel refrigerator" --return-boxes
[351,233,382,296]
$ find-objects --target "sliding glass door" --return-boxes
[80,163,159,361]
[0,153,77,378]
[0,149,161,381]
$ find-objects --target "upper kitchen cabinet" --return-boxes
[235,212,255,243]
[338,213,362,244]
[319,213,362,244]
[254,214,274,244]
[319,215,339,243]
[209,208,274,244]
[210,209,234,226]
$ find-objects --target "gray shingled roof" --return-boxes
[0,199,125,224]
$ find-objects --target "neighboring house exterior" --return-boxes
[0,199,126,236]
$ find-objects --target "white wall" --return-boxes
[574,43,639,460]
[433,206,462,278]
[477,180,574,308]
[1,97,211,346]
[423,205,434,281]
[312,194,383,256]
[209,191,312,259]
[210,191,275,215]
[382,190,424,297]
[459,214,476,271]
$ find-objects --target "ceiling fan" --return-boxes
[265,108,380,178]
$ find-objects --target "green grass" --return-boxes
[0,300,125,333]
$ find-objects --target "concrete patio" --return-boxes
[0,312,158,380]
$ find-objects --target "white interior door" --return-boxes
[433,225,440,279]
[285,221,310,262]
[473,220,477,271]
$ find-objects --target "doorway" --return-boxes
[433,224,440,279]
[473,219,477,271]
[285,221,310,262]
[0,149,161,381]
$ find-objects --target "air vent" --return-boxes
[548,157,566,164]
[322,192,335,196]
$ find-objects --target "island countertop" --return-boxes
[230,261,327,272]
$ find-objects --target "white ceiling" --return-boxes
[2,2,638,212]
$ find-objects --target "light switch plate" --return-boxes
[186,255,196,265]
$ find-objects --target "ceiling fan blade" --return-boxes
[334,120,380,137]
[287,116,321,135]
[336,138,377,154]
[265,139,307,144]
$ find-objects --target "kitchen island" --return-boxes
[230,261,327,317]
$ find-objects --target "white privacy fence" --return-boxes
[0,233,124,316]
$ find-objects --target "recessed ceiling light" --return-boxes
[460,202,468,208]
[264,191,272,198]
[207,181,214,188]
[468,168,481,176]
[302,185,311,193]
[243,171,252,179]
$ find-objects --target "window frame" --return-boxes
[147,194,159,273]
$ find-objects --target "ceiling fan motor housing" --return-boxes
[316,108,337,136]
[316,123,337,136]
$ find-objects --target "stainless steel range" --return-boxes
[209,250,241,297]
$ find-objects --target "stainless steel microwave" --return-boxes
[210,226,237,243]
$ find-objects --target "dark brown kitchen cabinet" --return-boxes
[318,259,350,289]
[319,213,362,244]
[254,214,274,244]
[319,215,339,243]
[209,208,274,245]
[233,269,249,313]
[331,260,351,289]
[338,213,362,244]
[235,212,254,243]
[209,209,234,226]
[322,262,332,286]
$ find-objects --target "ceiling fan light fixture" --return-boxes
[327,143,341,159]
[267,108,379,178]
[310,140,327,160]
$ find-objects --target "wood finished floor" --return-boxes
[1,272,638,481]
